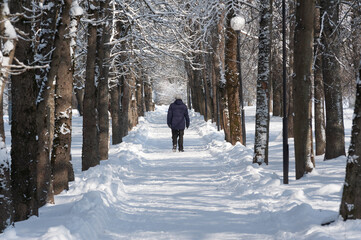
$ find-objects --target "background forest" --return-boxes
[0,0,360,234]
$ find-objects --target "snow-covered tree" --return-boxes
[82,0,100,171]
[320,0,346,160]
[253,0,272,165]
[9,0,38,221]
[340,58,361,220]
[0,1,15,231]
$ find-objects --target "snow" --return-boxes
[0,137,9,170]
[4,20,17,40]
[1,0,10,15]
[1,106,361,239]
[59,123,71,135]
[70,0,83,17]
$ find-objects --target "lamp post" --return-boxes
[231,15,246,146]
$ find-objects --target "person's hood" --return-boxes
[175,99,183,105]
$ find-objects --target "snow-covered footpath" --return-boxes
[1,105,361,240]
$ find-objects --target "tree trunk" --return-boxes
[50,0,74,194]
[35,0,59,205]
[97,0,111,161]
[74,84,84,116]
[320,0,345,160]
[121,76,130,137]
[314,0,326,156]
[10,0,38,221]
[0,4,16,230]
[225,9,242,145]
[0,3,16,141]
[351,7,361,99]
[110,81,122,144]
[193,62,205,116]
[0,140,12,233]
[129,73,138,129]
[293,0,315,179]
[144,78,154,112]
[210,51,217,124]
[136,74,145,117]
[340,58,361,220]
[213,6,230,141]
[186,62,198,112]
[254,0,272,165]
[82,0,100,171]
[271,47,282,117]
[70,7,83,117]
[201,51,213,121]
[287,0,295,138]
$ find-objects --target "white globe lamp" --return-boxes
[230,15,245,31]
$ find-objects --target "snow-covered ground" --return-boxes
[1,105,360,240]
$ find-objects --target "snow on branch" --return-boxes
[2,57,49,75]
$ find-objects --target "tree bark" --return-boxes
[201,51,213,121]
[128,73,138,130]
[0,138,12,233]
[287,0,295,138]
[74,82,84,116]
[144,78,154,112]
[121,75,130,137]
[340,58,361,220]
[293,0,315,179]
[254,0,272,165]
[0,3,15,231]
[10,0,38,221]
[225,9,242,145]
[193,59,205,116]
[50,0,74,194]
[314,0,326,156]
[110,81,122,144]
[320,0,345,160]
[136,74,145,117]
[351,6,361,98]
[0,3,16,141]
[97,0,111,160]
[213,6,230,141]
[82,0,100,171]
[186,61,198,112]
[271,47,282,117]
[35,0,59,205]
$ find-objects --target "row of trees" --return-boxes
[184,0,360,168]
[182,0,361,220]
[0,0,169,232]
[1,0,361,233]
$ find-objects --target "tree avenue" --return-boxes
[0,0,360,233]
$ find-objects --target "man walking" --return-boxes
[167,94,190,152]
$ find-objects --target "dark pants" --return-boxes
[172,129,184,151]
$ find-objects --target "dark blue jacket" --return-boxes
[167,99,190,130]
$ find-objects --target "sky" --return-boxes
[1,105,360,240]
